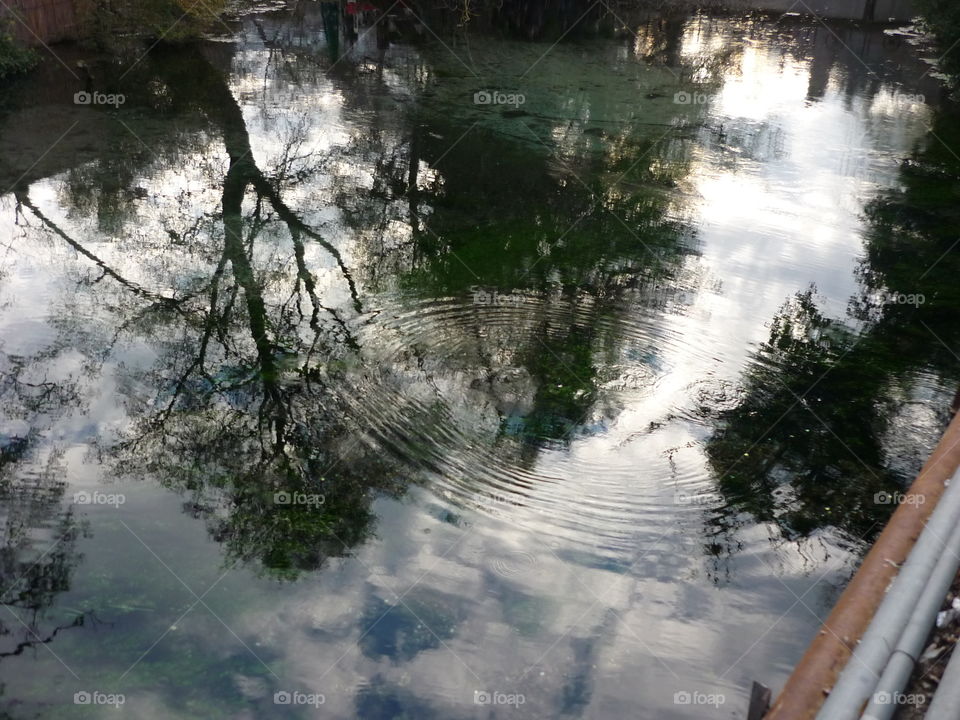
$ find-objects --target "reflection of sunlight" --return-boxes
[416,161,442,191]
[631,29,655,58]
[679,19,730,58]
[695,170,786,227]
[715,45,809,121]
[678,18,932,337]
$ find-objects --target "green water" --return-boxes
[0,3,958,718]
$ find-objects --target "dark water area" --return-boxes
[0,1,959,717]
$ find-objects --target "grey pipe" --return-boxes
[816,469,960,720]
[926,638,960,719]
[860,517,960,720]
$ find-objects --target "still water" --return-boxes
[1,2,959,718]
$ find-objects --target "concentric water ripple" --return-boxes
[323,290,729,554]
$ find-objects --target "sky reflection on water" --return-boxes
[0,4,958,718]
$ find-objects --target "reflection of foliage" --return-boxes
[917,0,960,80]
[0,449,79,612]
[46,30,705,581]
[340,111,695,447]
[429,0,703,40]
[515,323,598,442]
[858,108,960,353]
[61,155,151,236]
[83,0,229,49]
[57,135,209,238]
[709,107,960,543]
[385,125,691,293]
[123,383,401,578]
[13,14,698,591]
[0,24,37,80]
[708,290,894,540]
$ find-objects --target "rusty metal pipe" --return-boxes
[817,466,960,719]
[765,411,960,720]
[860,515,960,720]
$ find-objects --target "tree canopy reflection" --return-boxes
[2,17,707,583]
[707,105,960,542]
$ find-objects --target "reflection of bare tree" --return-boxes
[0,354,87,669]
[5,14,708,581]
[16,194,197,309]
[26,46,408,578]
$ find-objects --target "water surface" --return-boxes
[1,3,959,718]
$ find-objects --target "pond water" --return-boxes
[1,2,959,718]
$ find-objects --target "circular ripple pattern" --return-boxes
[325,290,730,556]
[493,551,538,577]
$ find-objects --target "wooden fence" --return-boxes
[0,0,86,45]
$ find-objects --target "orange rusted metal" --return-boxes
[764,410,960,720]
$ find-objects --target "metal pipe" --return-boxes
[860,517,960,720]
[765,412,960,720]
[925,638,960,719]
[816,468,960,720]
